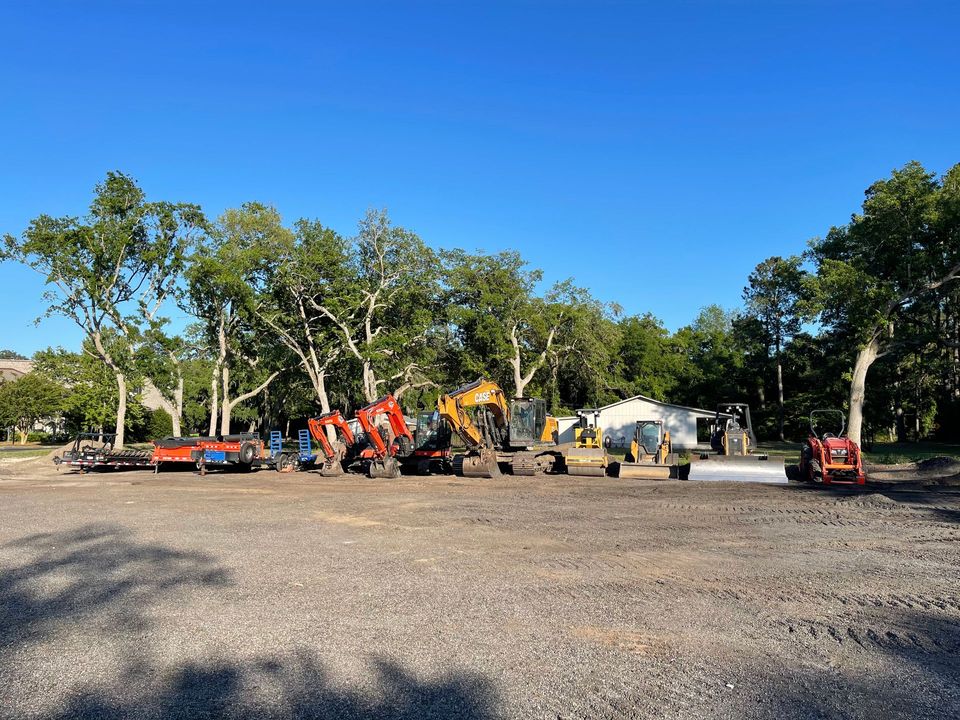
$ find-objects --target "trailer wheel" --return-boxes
[238,442,256,465]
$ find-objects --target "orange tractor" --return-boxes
[798,409,866,485]
[306,394,414,479]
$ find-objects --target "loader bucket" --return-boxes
[564,447,608,477]
[687,455,787,484]
[617,462,672,480]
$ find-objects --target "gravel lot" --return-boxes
[1,460,958,719]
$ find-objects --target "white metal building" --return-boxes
[556,395,722,451]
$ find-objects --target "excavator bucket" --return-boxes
[617,461,673,480]
[454,449,501,478]
[318,461,344,477]
[564,447,608,477]
[368,456,401,479]
[687,456,787,484]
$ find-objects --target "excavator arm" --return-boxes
[436,378,511,451]
[354,394,412,461]
[307,411,355,462]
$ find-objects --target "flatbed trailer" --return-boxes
[53,433,153,472]
[152,433,265,470]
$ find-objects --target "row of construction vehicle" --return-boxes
[54,373,864,485]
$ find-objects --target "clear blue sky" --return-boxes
[1,1,958,356]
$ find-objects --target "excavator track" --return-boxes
[510,452,556,476]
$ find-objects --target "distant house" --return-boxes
[556,394,726,451]
[0,359,34,382]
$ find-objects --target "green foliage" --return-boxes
[0,349,27,360]
[147,408,174,439]
[0,372,64,443]
[6,163,960,448]
[33,343,146,435]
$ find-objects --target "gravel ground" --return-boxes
[1,461,958,719]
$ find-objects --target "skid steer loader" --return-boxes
[617,420,676,479]
[563,409,609,477]
[687,403,787,483]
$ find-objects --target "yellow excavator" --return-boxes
[437,378,560,477]
[564,409,610,477]
[618,420,676,479]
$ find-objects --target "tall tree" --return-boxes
[810,161,960,445]
[444,250,576,398]
[743,256,812,440]
[186,203,281,434]
[2,173,206,446]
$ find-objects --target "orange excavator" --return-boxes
[437,378,560,477]
[354,394,414,478]
[306,410,357,476]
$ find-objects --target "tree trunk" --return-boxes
[220,363,232,435]
[18,428,28,445]
[847,334,882,447]
[208,362,219,436]
[362,360,377,403]
[115,372,128,449]
[221,367,279,435]
[775,342,785,442]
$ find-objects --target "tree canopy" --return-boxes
[4,162,960,446]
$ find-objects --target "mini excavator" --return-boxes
[354,394,414,478]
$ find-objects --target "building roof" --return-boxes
[557,394,730,422]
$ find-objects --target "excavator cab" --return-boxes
[508,398,548,446]
[413,410,452,451]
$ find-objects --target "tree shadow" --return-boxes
[732,607,960,719]
[0,523,230,651]
[0,524,500,719]
[42,652,498,720]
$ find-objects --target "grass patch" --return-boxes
[862,441,960,464]
[0,448,50,460]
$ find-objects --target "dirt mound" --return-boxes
[838,493,900,508]
[917,456,960,474]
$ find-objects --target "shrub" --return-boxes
[146,408,174,440]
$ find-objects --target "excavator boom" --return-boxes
[354,394,413,478]
[436,378,510,451]
[306,411,356,476]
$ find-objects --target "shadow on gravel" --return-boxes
[0,523,231,651]
[740,608,960,720]
[37,651,498,720]
[0,524,500,719]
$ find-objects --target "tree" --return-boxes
[743,256,812,440]
[673,305,744,410]
[611,313,683,402]
[308,210,442,403]
[810,161,960,445]
[0,373,63,443]
[33,343,147,437]
[0,349,27,360]
[2,173,207,446]
[444,250,575,398]
[186,204,281,435]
